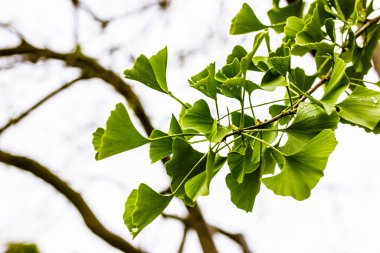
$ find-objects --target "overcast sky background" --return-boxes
[1,0,380,252]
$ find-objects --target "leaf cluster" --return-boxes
[92,0,380,237]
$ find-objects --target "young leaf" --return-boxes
[320,58,350,114]
[181,99,214,134]
[295,6,334,54]
[230,3,267,35]
[269,44,291,76]
[261,68,288,91]
[185,152,226,201]
[208,120,231,143]
[124,47,168,93]
[165,138,207,200]
[335,0,357,20]
[227,45,248,64]
[286,103,339,141]
[168,114,182,135]
[324,18,336,43]
[267,0,304,33]
[219,77,244,101]
[262,130,338,200]
[189,63,218,99]
[289,67,317,93]
[284,16,304,40]
[123,184,172,238]
[95,103,148,160]
[149,130,173,163]
[226,168,261,212]
[221,58,241,78]
[337,86,380,130]
[92,127,105,154]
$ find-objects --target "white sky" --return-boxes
[1,0,380,253]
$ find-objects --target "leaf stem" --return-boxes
[242,133,284,156]
[148,133,202,141]
[168,91,190,109]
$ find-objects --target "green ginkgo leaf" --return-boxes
[189,63,218,99]
[124,47,168,93]
[230,3,267,35]
[149,130,173,164]
[284,16,304,40]
[320,58,350,114]
[267,0,304,33]
[261,68,288,91]
[226,168,261,212]
[337,86,380,130]
[165,138,207,200]
[286,103,339,141]
[262,129,338,200]
[185,152,226,201]
[94,103,148,160]
[123,184,172,238]
[182,99,214,134]
[92,127,105,154]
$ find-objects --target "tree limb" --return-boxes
[0,76,86,135]
[0,40,155,135]
[162,213,252,253]
[0,150,143,253]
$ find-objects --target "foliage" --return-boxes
[92,0,380,237]
[4,243,40,253]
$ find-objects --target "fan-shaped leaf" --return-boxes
[230,3,267,35]
[94,103,148,160]
[262,130,337,200]
[123,184,172,238]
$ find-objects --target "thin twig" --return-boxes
[177,226,188,253]
[0,76,86,135]
[162,213,253,253]
[0,150,143,253]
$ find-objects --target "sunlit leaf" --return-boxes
[230,3,267,35]
[165,138,207,200]
[337,86,380,130]
[185,152,226,201]
[286,103,339,141]
[261,68,288,91]
[124,47,168,93]
[182,99,214,134]
[269,44,291,76]
[95,103,148,160]
[189,63,218,99]
[262,130,337,200]
[284,16,304,40]
[123,184,172,238]
[267,0,304,33]
[226,168,261,212]
[320,58,350,114]
[149,130,172,163]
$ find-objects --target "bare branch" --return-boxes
[0,40,155,136]
[163,213,253,253]
[0,76,86,135]
[177,226,188,253]
[0,150,143,253]
[185,204,218,253]
[209,226,252,253]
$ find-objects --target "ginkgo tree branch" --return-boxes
[0,150,143,253]
[0,76,87,135]
[162,213,252,253]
